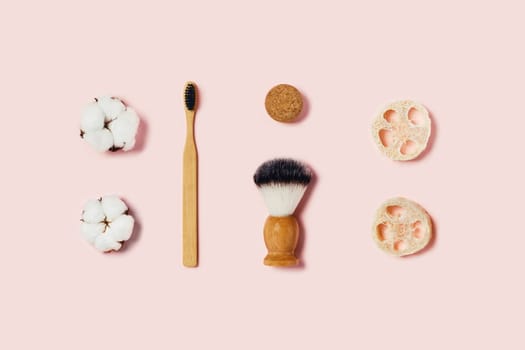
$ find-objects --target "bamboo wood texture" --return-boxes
[183,99,198,267]
[263,215,299,267]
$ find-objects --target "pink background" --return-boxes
[1,0,524,348]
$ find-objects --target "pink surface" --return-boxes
[1,0,524,348]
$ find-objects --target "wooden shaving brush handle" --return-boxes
[263,215,299,267]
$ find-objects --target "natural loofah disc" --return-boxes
[372,100,431,161]
[265,84,303,122]
[372,197,432,256]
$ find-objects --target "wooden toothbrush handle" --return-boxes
[183,112,198,267]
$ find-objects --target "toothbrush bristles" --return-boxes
[184,82,196,111]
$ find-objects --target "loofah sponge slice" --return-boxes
[80,96,140,152]
[80,195,135,252]
[372,100,431,161]
[372,197,432,256]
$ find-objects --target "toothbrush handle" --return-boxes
[183,112,198,267]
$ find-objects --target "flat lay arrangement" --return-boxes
[5,2,524,348]
[9,2,525,348]
[78,83,434,264]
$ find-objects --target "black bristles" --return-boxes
[254,158,312,187]
[184,83,196,111]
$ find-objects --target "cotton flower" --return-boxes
[80,195,135,252]
[80,96,140,152]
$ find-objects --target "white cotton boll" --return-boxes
[81,222,105,244]
[94,234,121,252]
[81,103,105,132]
[108,215,134,242]
[101,195,128,221]
[82,199,105,223]
[258,183,308,217]
[80,96,142,153]
[83,129,114,152]
[108,108,139,151]
[97,96,125,121]
[80,195,135,252]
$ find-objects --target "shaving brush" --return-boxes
[254,158,312,267]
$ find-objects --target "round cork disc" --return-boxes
[265,84,303,123]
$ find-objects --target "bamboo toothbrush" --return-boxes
[183,82,198,267]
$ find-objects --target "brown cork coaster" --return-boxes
[265,84,303,123]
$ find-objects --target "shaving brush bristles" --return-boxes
[254,159,312,217]
[254,158,312,186]
[258,183,307,217]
